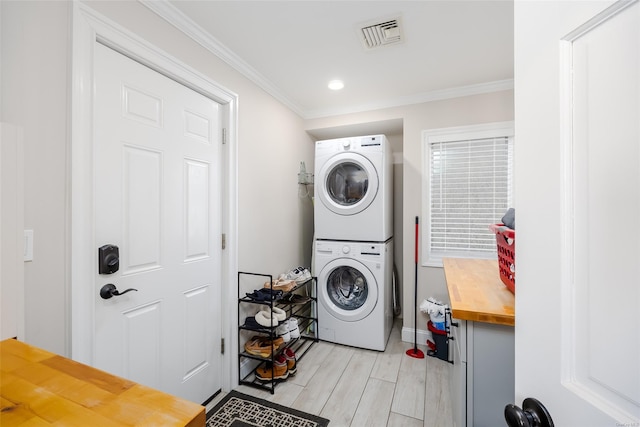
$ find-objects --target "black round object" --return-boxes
[504,398,554,427]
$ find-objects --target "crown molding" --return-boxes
[139,0,306,116]
[304,79,514,119]
[140,0,513,120]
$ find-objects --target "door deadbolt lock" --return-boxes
[98,244,119,274]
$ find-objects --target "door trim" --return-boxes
[70,2,238,393]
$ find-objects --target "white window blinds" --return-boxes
[423,123,514,266]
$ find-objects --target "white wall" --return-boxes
[1,0,314,355]
[1,1,71,353]
[305,89,514,335]
[0,124,25,340]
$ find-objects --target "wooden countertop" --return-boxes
[443,258,515,326]
[0,339,205,426]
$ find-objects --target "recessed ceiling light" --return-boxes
[328,80,344,91]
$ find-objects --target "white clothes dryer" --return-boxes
[315,239,393,351]
[314,135,392,242]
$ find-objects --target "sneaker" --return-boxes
[279,267,311,284]
[255,354,289,381]
[288,317,300,339]
[276,320,291,343]
[283,347,297,375]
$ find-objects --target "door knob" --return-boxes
[505,397,554,427]
[100,283,138,299]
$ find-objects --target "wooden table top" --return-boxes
[0,339,205,426]
[443,258,515,326]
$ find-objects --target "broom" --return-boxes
[406,216,425,359]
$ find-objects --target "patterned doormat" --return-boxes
[206,390,330,427]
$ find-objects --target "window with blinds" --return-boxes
[422,123,514,266]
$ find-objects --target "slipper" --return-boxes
[255,310,278,328]
[243,316,263,330]
[264,306,286,321]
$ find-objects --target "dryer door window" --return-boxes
[318,152,379,216]
[326,162,368,206]
[326,266,368,310]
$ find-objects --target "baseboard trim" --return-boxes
[401,326,431,347]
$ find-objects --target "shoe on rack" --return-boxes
[244,337,273,358]
[279,267,311,284]
[288,317,300,339]
[263,305,287,321]
[243,316,262,330]
[263,279,296,292]
[280,294,311,305]
[254,335,284,351]
[276,320,291,343]
[245,288,283,302]
[255,354,289,381]
[283,347,297,375]
[255,310,278,328]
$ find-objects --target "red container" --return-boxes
[489,224,515,293]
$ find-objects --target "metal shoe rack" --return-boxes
[237,271,318,394]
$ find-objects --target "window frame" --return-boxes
[421,121,515,267]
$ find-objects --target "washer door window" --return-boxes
[318,153,379,216]
[319,258,378,322]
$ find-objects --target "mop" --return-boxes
[406,216,425,359]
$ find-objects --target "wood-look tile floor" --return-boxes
[216,319,453,426]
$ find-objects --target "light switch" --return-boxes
[24,229,33,262]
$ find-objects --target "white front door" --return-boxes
[515,0,639,425]
[92,42,222,404]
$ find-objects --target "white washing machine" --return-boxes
[315,239,393,351]
[314,135,392,242]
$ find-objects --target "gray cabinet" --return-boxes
[449,317,514,427]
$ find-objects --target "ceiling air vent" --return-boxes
[359,17,403,50]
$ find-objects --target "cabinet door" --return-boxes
[449,319,466,427]
[470,322,514,427]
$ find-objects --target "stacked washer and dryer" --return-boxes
[314,134,393,351]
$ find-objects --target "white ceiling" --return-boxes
[146,1,514,120]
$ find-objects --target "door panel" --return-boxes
[515,0,639,425]
[185,160,211,260]
[566,0,639,418]
[93,42,222,403]
[123,302,161,386]
[123,146,162,272]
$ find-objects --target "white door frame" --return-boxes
[70,2,238,393]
